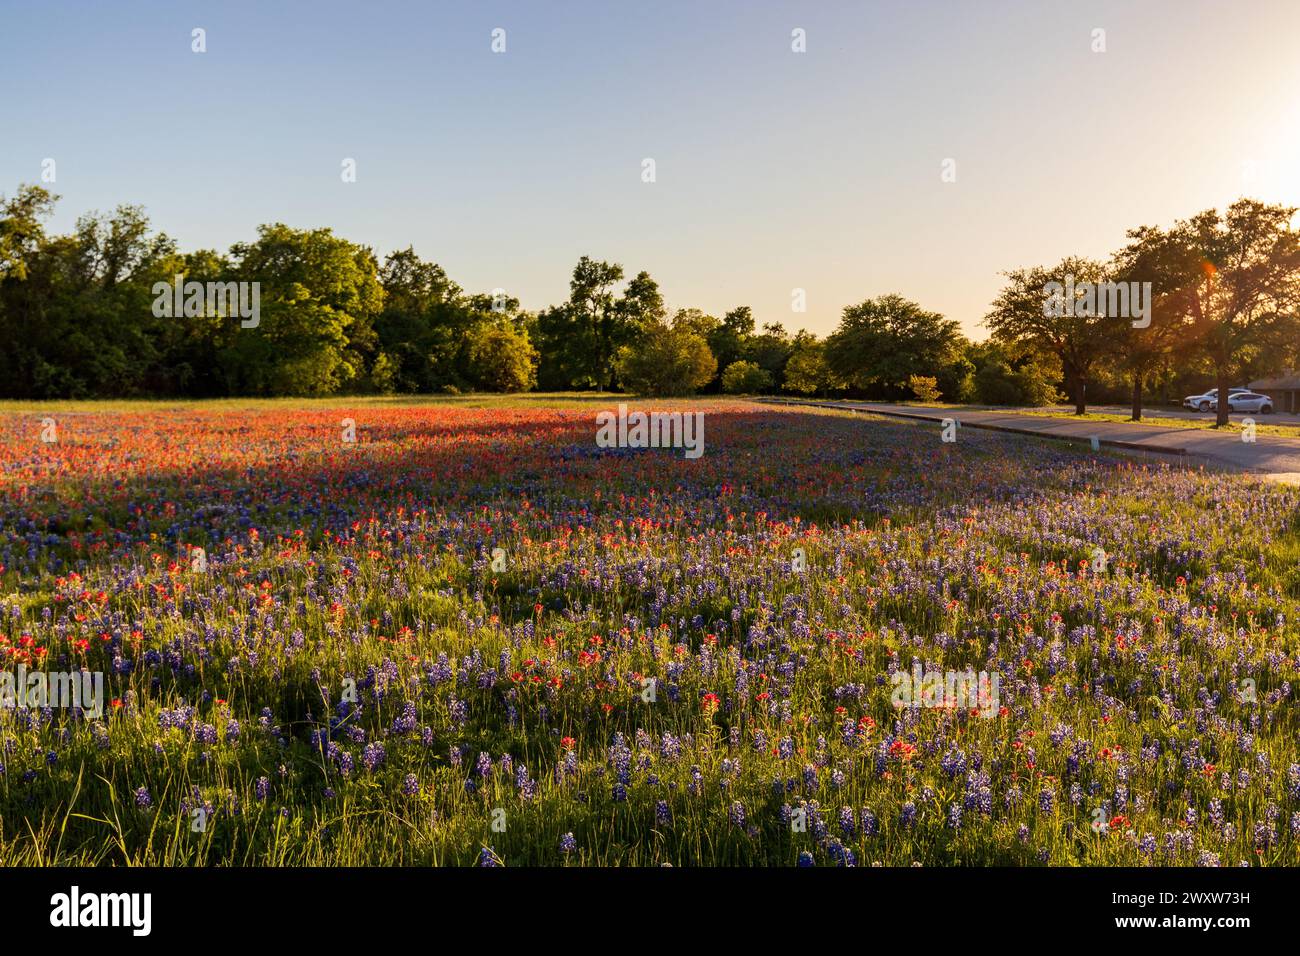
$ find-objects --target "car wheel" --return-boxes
[1197,401,1210,412]
[1262,405,1273,414]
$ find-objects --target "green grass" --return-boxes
[1012,408,1300,439]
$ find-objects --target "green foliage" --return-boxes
[9,186,1292,407]
[365,351,398,394]
[720,360,772,394]
[704,306,754,386]
[535,259,664,391]
[984,257,1113,413]
[744,321,795,390]
[825,294,963,396]
[374,247,470,393]
[466,322,539,393]
[967,342,1060,406]
[614,320,716,396]
[216,225,382,396]
[0,184,56,281]
[907,374,941,403]
[1113,200,1300,423]
[0,192,177,398]
[781,341,831,395]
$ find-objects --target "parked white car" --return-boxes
[1183,387,1249,411]
[1215,391,1274,414]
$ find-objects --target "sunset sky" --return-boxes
[4,0,1299,338]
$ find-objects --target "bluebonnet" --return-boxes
[729,800,746,826]
[860,807,877,836]
[828,840,857,867]
[361,743,385,772]
[838,806,855,837]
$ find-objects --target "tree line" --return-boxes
[3,184,1298,422]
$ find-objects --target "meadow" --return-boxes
[1,398,1298,866]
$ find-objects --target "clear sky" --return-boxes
[3,0,1299,339]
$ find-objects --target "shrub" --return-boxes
[615,321,716,396]
[783,345,831,395]
[721,360,773,395]
[467,323,539,393]
[907,374,941,403]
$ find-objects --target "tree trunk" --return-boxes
[1130,374,1143,421]
[1215,366,1231,427]
[1073,375,1086,415]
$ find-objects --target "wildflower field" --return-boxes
[1,399,1299,867]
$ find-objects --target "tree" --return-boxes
[0,190,177,398]
[222,224,383,396]
[143,247,236,396]
[1108,227,1196,421]
[0,185,59,395]
[1132,200,1300,426]
[617,270,666,337]
[933,334,975,402]
[745,321,795,389]
[908,375,941,403]
[705,306,755,388]
[366,351,398,394]
[537,257,662,390]
[783,339,831,396]
[966,341,1060,406]
[721,360,772,394]
[614,319,716,396]
[670,307,720,340]
[466,321,538,392]
[567,256,623,389]
[984,258,1112,414]
[375,247,468,392]
[0,184,57,281]
[73,204,173,290]
[825,294,962,396]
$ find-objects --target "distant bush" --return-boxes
[908,374,941,403]
[782,345,830,395]
[467,323,538,393]
[721,360,773,394]
[971,358,1059,406]
[615,321,716,396]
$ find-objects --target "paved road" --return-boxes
[765,400,1300,483]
